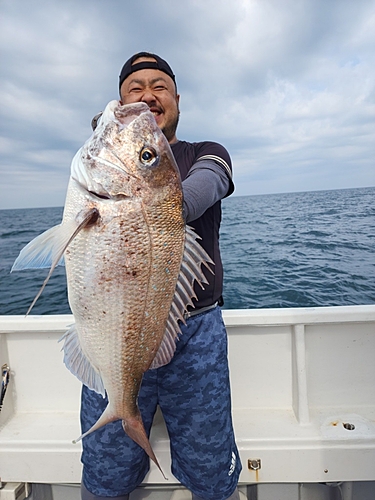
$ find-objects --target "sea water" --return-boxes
[0,187,374,315]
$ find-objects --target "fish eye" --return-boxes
[140,147,158,167]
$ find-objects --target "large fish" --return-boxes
[12,100,213,475]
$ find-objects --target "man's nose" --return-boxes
[141,90,156,104]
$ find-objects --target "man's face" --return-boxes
[120,58,180,144]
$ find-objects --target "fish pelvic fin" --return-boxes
[123,414,167,480]
[11,208,99,316]
[149,225,214,369]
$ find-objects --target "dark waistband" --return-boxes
[184,302,218,319]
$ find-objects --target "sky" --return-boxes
[0,0,374,209]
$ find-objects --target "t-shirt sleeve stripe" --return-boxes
[195,154,233,180]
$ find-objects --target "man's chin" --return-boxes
[161,118,179,143]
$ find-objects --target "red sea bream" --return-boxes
[12,100,213,475]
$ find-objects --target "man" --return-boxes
[81,52,242,500]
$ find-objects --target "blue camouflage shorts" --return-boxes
[80,306,242,499]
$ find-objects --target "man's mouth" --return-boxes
[149,106,162,117]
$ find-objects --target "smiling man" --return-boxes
[119,54,180,143]
[81,52,242,500]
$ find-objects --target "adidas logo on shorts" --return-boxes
[228,451,236,476]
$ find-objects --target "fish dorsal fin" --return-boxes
[59,324,106,397]
[11,208,99,316]
[149,225,214,369]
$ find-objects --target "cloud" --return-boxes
[0,0,374,208]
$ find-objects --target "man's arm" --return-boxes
[182,160,231,223]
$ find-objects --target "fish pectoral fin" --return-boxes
[59,324,105,397]
[149,225,215,370]
[11,209,99,315]
[11,224,66,272]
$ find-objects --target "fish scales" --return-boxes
[11,100,214,476]
[64,184,184,397]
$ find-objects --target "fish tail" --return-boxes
[122,415,167,480]
[73,405,117,444]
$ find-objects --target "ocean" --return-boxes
[0,186,374,315]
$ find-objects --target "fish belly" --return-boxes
[64,185,184,415]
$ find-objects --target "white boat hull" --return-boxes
[1,305,374,496]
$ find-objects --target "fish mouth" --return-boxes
[114,102,151,127]
[75,178,129,202]
[71,150,130,202]
[87,189,110,200]
[72,173,110,200]
[89,190,128,202]
[94,101,154,132]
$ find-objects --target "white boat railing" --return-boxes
[0,305,374,486]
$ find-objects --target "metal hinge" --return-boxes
[248,458,261,471]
